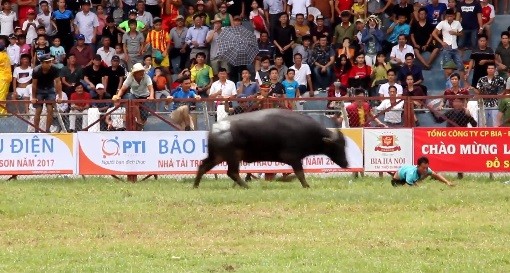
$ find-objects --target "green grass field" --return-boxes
[1,176,510,273]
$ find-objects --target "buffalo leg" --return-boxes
[226,161,249,189]
[290,162,310,188]
[193,157,217,188]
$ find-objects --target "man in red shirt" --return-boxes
[344,88,386,127]
[69,83,91,132]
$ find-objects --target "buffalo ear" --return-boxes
[323,137,334,144]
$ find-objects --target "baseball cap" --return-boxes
[129,9,137,15]
[233,15,242,21]
[96,83,105,89]
[27,8,35,14]
[196,0,205,5]
[77,34,85,40]
[112,55,120,61]
[93,54,102,61]
[316,15,324,20]
[39,54,54,62]
[82,0,91,5]
[153,17,162,24]
[176,15,184,20]
[356,18,365,24]
[8,34,17,39]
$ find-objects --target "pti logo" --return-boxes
[375,134,401,152]
[101,137,120,158]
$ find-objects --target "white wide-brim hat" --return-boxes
[131,63,145,73]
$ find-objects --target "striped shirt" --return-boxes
[146,29,170,52]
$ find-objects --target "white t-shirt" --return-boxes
[74,11,100,44]
[287,0,311,18]
[7,44,20,65]
[97,47,115,66]
[378,83,403,97]
[22,20,40,46]
[376,99,404,124]
[0,10,17,36]
[390,44,414,63]
[209,80,237,97]
[37,12,53,35]
[289,63,311,86]
[435,20,463,50]
[13,66,33,84]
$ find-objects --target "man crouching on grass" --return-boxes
[391,156,455,187]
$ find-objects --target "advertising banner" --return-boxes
[414,128,510,172]
[77,129,364,175]
[364,129,414,172]
[0,133,76,174]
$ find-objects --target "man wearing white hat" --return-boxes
[113,63,155,129]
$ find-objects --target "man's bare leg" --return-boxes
[34,106,43,132]
[46,104,54,132]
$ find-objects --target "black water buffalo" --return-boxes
[193,108,349,188]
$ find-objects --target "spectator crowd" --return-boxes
[0,0,509,132]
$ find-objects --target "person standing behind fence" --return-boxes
[0,35,11,116]
[475,64,505,127]
[12,54,32,114]
[31,54,63,132]
[437,73,470,110]
[497,82,510,127]
[68,83,91,132]
[114,63,155,129]
[376,86,404,127]
[345,88,386,128]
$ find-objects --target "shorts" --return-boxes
[34,92,56,108]
[15,85,32,98]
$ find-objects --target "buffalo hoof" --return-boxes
[302,184,310,188]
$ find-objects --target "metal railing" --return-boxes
[1,94,508,133]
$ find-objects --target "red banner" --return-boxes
[414,128,510,172]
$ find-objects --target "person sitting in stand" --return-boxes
[68,83,92,132]
[348,52,372,91]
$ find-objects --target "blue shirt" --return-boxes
[170,87,198,111]
[282,80,299,98]
[397,165,433,185]
[236,81,259,96]
[387,23,410,44]
[185,26,209,48]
